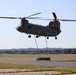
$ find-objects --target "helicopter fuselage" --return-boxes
[16,19,61,39]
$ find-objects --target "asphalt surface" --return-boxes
[0,58,76,67]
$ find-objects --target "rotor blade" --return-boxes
[26,17,41,19]
[26,12,41,18]
[0,17,21,19]
[52,12,57,20]
[58,19,76,22]
[27,18,54,20]
[27,18,76,22]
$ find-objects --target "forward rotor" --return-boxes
[0,12,41,20]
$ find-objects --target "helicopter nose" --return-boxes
[16,26,21,32]
[16,26,19,31]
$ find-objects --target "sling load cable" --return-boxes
[34,35,38,49]
[45,37,48,54]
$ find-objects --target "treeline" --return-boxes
[0,48,76,54]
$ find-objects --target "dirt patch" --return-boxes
[0,69,60,75]
[0,69,27,73]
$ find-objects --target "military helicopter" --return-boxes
[0,12,76,39]
[16,12,61,39]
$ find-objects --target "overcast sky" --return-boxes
[0,0,76,49]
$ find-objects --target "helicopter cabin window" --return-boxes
[49,20,60,30]
[49,21,54,28]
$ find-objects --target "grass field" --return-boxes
[0,54,76,60]
[0,54,76,74]
[0,62,75,74]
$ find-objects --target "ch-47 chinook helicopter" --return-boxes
[0,12,76,39]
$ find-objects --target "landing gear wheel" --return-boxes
[47,37,49,39]
[28,35,31,38]
[36,35,39,38]
[55,36,57,40]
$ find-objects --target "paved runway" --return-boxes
[0,58,76,67]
